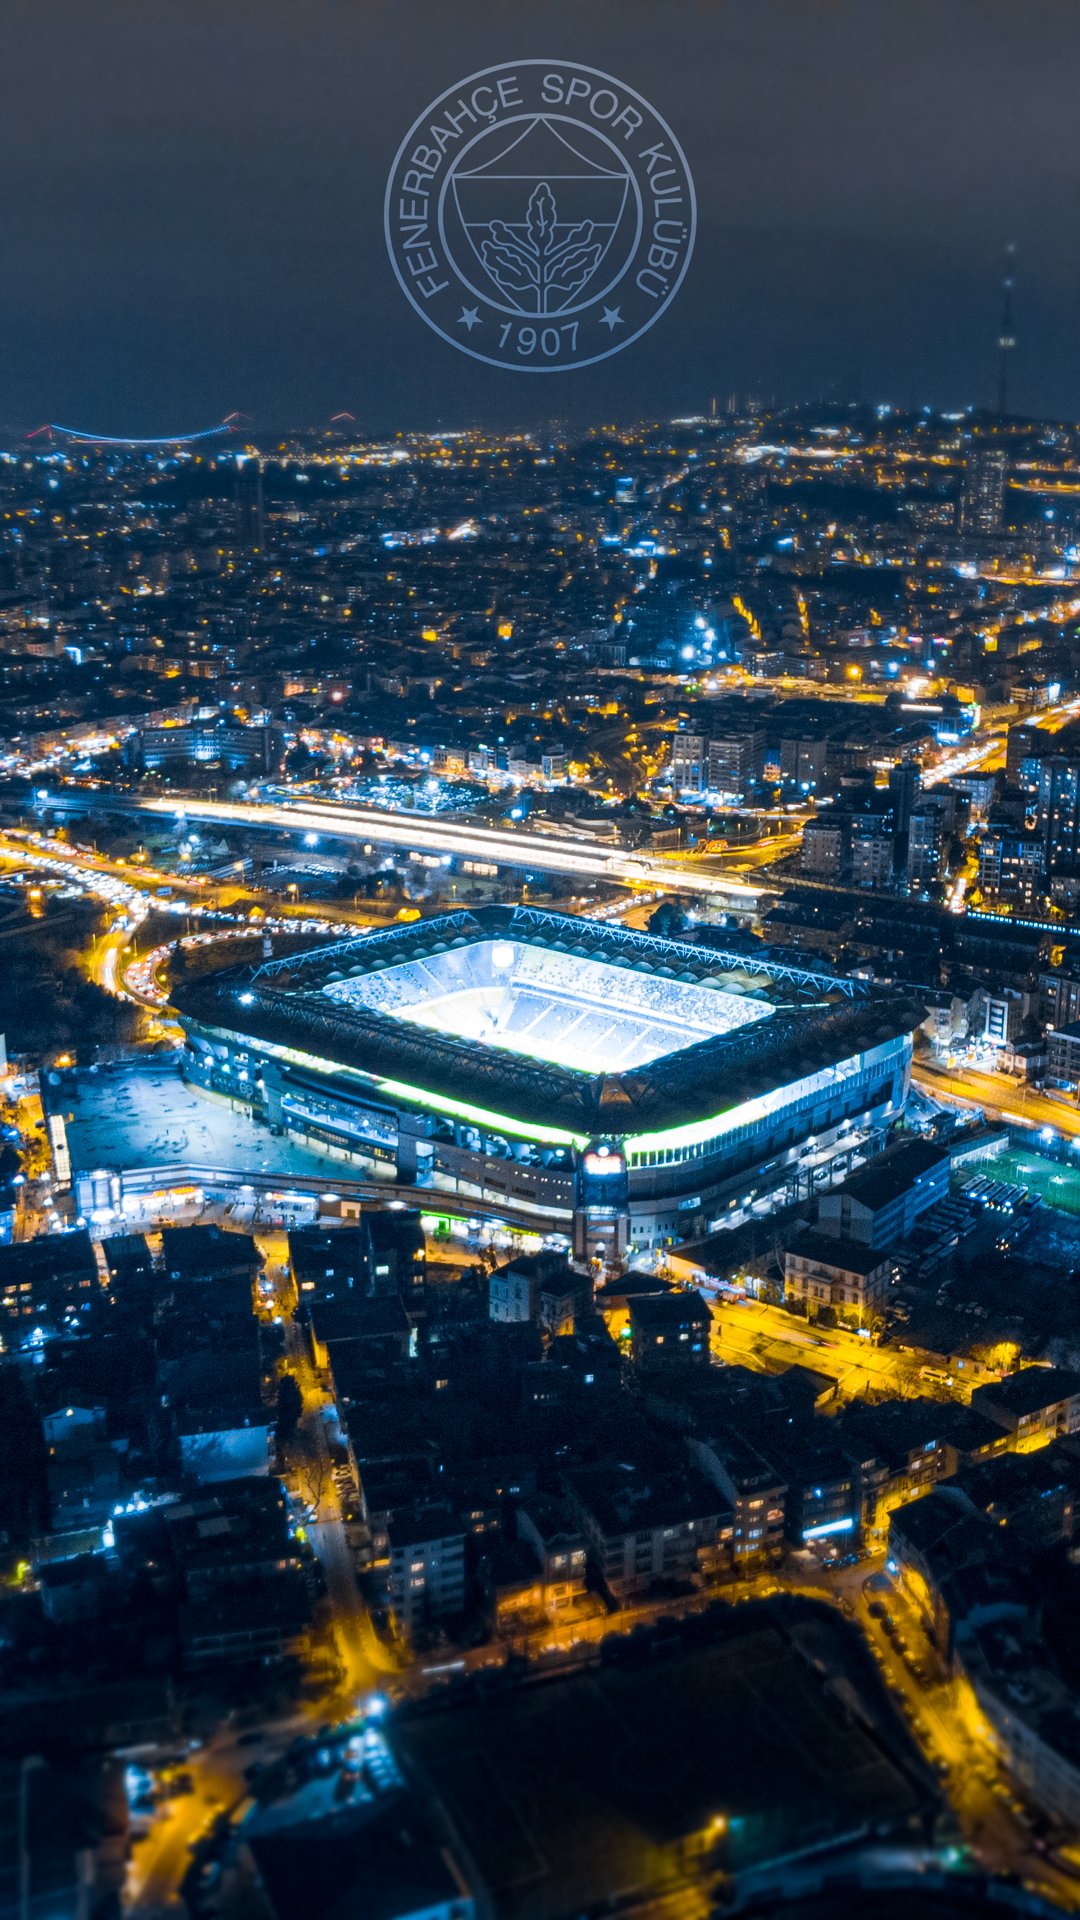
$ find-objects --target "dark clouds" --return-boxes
[2,0,1079,432]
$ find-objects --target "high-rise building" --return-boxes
[668,727,762,798]
[977,828,1045,911]
[888,761,921,877]
[706,728,763,795]
[851,823,894,889]
[907,801,946,894]
[960,445,1008,538]
[669,732,706,794]
[1006,721,1054,790]
[1039,968,1080,1029]
[800,818,846,878]
[1037,754,1080,874]
[887,762,920,839]
[234,455,266,552]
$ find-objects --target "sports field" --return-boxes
[994,1148,1080,1215]
[392,1609,928,1920]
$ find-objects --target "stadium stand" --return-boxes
[323,940,773,1073]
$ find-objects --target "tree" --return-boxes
[648,899,689,939]
[297,1455,328,1514]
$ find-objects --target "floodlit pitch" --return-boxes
[322,937,774,1074]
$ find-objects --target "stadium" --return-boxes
[173,905,926,1254]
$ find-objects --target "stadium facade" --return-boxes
[173,906,926,1255]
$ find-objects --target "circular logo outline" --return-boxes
[383,59,696,374]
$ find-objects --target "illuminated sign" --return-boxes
[584,1151,625,1177]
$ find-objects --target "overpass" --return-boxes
[133,794,765,905]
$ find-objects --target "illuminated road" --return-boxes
[123,1545,1080,1915]
[710,1295,939,1402]
[914,1060,1080,1138]
[126,1745,233,1914]
[136,795,764,903]
[271,1231,401,1700]
[852,1567,1080,1910]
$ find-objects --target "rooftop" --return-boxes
[823,1138,948,1214]
[56,1057,362,1185]
[628,1288,711,1330]
[973,1365,1080,1419]
[786,1229,893,1276]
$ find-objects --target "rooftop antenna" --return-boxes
[997,242,1017,418]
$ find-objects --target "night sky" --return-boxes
[4,0,1080,434]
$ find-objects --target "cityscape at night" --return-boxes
[6,4,1080,1918]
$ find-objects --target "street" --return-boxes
[710,1292,941,1402]
[915,1059,1080,1138]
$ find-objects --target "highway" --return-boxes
[136,794,765,903]
[914,1059,1080,1138]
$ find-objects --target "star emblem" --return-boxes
[457,306,482,332]
[599,305,623,332]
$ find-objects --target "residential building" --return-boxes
[1037,752,1080,874]
[564,1460,730,1599]
[386,1504,468,1640]
[971,1368,1080,1447]
[669,732,706,794]
[627,1289,710,1372]
[783,1231,896,1329]
[515,1496,588,1610]
[816,1139,950,1250]
[1039,968,1080,1029]
[1046,1021,1080,1091]
[800,818,845,878]
[960,444,1008,537]
[687,1429,787,1567]
[907,801,946,893]
[977,828,1045,912]
[488,1252,584,1336]
[851,823,895,888]
[707,728,763,795]
[978,988,1028,1052]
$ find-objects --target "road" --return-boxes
[135,794,765,903]
[128,1235,399,1913]
[914,1060,1080,1138]
[710,1293,938,1402]
[265,1229,401,1700]
[124,1540,1080,1916]
[850,1562,1080,1910]
[416,1549,1080,1912]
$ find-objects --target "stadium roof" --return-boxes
[173,906,926,1143]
